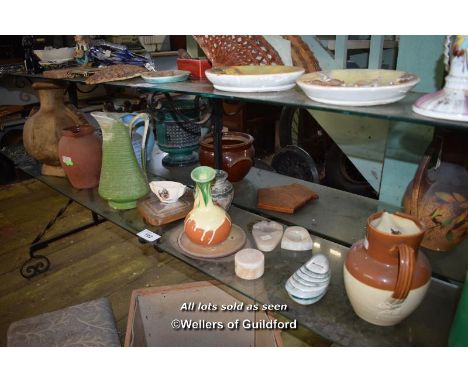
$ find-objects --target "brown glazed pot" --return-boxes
[23,82,87,177]
[344,211,431,326]
[403,131,468,252]
[199,132,254,182]
[58,125,102,189]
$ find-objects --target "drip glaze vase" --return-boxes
[184,166,232,246]
[344,211,431,326]
[91,112,149,210]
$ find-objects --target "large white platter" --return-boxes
[205,65,305,93]
[297,69,420,106]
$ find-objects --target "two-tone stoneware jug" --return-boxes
[344,211,431,326]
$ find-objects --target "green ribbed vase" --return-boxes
[92,112,149,209]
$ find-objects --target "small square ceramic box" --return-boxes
[176,58,212,79]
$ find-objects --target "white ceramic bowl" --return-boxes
[34,47,75,63]
[281,226,313,251]
[149,181,186,204]
[297,69,420,106]
[205,65,305,93]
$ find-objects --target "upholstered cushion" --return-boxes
[7,298,120,347]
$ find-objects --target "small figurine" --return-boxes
[74,35,91,65]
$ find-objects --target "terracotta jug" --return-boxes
[184,166,232,246]
[91,112,149,210]
[199,132,254,182]
[58,125,102,189]
[23,82,86,177]
[403,131,468,251]
[344,211,431,326]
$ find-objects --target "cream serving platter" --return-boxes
[205,65,305,93]
[296,69,420,106]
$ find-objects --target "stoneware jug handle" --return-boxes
[392,244,416,300]
[128,113,149,176]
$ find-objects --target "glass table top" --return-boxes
[9,72,468,282]
[3,146,460,346]
[11,72,468,131]
[148,164,468,284]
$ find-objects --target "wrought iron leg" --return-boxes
[20,199,106,279]
[212,98,223,170]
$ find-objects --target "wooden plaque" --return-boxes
[137,192,193,227]
[257,183,318,214]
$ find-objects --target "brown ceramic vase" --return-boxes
[23,82,87,177]
[403,131,468,252]
[184,166,232,246]
[58,125,102,189]
[344,211,431,326]
[199,132,254,182]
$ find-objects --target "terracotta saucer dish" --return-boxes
[177,224,247,260]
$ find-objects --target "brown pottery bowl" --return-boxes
[199,132,254,182]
